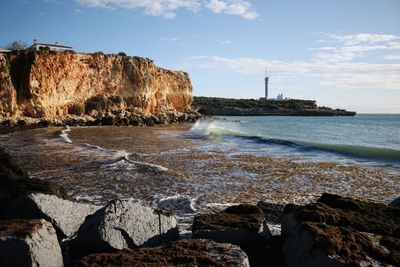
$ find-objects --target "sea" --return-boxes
[0,114,399,234]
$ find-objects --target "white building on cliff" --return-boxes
[28,39,73,52]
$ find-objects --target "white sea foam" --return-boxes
[59,126,72,143]
[187,119,245,138]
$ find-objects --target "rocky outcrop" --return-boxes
[0,51,194,121]
[78,239,250,267]
[192,204,270,245]
[71,199,179,256]
[0,219,63,267]
[281,193,400,267]
[3,192,100,238]
[193,96,356,116]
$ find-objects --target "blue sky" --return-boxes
[1,0,400,113]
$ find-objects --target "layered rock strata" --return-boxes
[0,51,198,126]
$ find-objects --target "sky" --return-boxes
[1,0,400,113]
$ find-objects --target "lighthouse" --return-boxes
[264,69,269,100]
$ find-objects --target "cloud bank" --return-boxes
[76,0,258,19]
[183,33,400,90]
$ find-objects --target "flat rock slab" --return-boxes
[72,199,179,256]
[78,239,250,267]
[0,219,63,267]
[192,204,270,246]
[282,193,400,267]
[3,192,100,238]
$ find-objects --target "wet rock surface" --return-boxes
[71,199,179,256]
[78,239,250,267]
[281,193,400,267]
[3,192,100,238]
[0,219,63,267]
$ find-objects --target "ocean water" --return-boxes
[0,115,399,234]
[216,114,400,167]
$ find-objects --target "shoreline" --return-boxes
[0,146,398,266]
[0,111,203,135]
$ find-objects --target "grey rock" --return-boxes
[3,192,100,238]
[0,219,63,267]
[72,199,179,255]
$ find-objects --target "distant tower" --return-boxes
[264,69,269,100]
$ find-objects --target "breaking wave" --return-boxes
[188,119,400,164]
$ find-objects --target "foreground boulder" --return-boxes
[282,193,400,267]
[78,239,250,267]
[0,219,63,267]
[71,199,179,256]
[192,204,270,245]
[0,147,69,215]
[3,192,100,238]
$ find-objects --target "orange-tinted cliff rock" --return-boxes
[0,51,193,120]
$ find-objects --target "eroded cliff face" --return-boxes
[0,51,193,119]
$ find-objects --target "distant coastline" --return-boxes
[193,96,356,116]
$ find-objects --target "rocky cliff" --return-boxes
[0,51,194,120]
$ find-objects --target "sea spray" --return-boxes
[59,126,72,144]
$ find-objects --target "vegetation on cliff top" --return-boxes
[193,96,317,110]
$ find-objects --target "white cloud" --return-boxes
[159,37,179,42]
[217,39,232,44]
[183,55,400,90]
[205,0,258,20]
[76,0,200,19]
[384,55,400,61]
[328,33,400,46]
[310,33,400,63]
[76,0,258,19]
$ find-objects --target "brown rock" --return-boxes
[281,193,400,267]
[192,204,270,245]
[78,239,250,267]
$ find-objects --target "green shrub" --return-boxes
[118,52,127,57]
[85,95,107,113]
[68,103,85,115]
